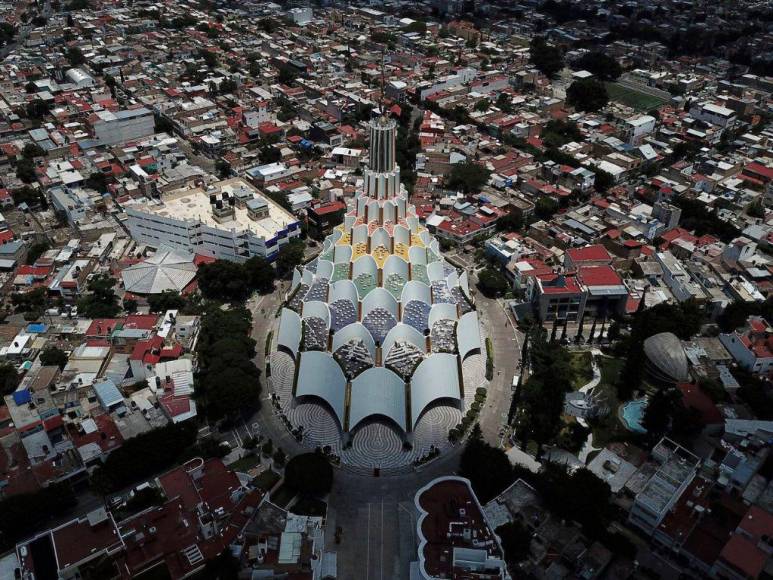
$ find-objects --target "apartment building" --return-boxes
[90,108,155,146]
[125,178,300,262]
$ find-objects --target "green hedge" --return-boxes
[485,337,494,380]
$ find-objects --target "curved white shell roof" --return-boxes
[302,301,330,325]
[277,308,302,358]
[400,280,431,305]
[429,303,458,327]
[316,259,334,280]
[296,351,346,429]
[275,120,480,438]
[329,279,359,305]
[361,287,398,319]
[332,322,376,360]
[290,268,302,292]
[411,353,460,427]
[334,244,352,263]
[457,311,481,360]
[349,367,406,431]
[382,323,427,357]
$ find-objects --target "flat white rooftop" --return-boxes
[142,177,295,240]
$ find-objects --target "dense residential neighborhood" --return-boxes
[0,0,771,578]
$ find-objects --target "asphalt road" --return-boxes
[472,274,523,446]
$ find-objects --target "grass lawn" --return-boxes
[270,484,296,507]
[598,356,624,386]
[569,351,594,390]
[253,469,281,492]
[229,454,261,473]
[588,356,628,448]
[605,82,669,111]
[291,496,327,517]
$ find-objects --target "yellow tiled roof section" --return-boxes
[351,242,368,261]
[336,232,351,246]
[411,234,425,248]
[372,245,390,268]
[394,242,409,261]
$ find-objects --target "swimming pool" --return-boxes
[620,399,648,433]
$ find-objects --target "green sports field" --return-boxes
[605,82,669,111]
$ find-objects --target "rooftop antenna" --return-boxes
[379,49,386,118]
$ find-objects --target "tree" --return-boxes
[244,255,276,294]
[445,161,491,194]
[197,363,261,420]
[477,267,509,297]
[215,159,231,179]
[26,241,49,265]
[199,48,217,68]
[403,20,427,34]
[0,483,77,552]
[90,423,197,493]
[25,99,50,120]
[11,287,47,315]
[22,143,45,159]
[642,387,702,441]
[277,64,298,85]
[566,78,609,113]
[496,211,523,232]
[538,462,612,537]
[459,425,515,502]
[541,119,583,148]
[78,274,121,317]
[474,98,490,112]
[197,260,252,301]
[147,290,186,313]
[529,36,564,78]
[747,198,765,219]
[84,172,108,192]
[496,93,514,113]
[16,158,37,183]
[496,521,531,572]
[40,346,69,369]
[571,52,622,81]
[534,196,559,220]
[593,168,614,192]
[515,330,574,452]
[123,298,138,313]
[284,451,334,496]
[154,114,175,135]
[0,363,20,397]
[275,239,305,278]
[195,305,262,421]
[66,46,85,66]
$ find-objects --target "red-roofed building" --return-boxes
[720,315,773,375]
[528,272,585,322]
[741,163,773,186]
[307,200,346,238]
[713,507,773,580]
[564,244,612,269]
[85,318,124,339]
[16,459,263,580]
[677,383,722,425]
[415,477,506,579]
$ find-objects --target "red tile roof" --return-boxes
[566,244,611,264]
[577,265,622,287]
